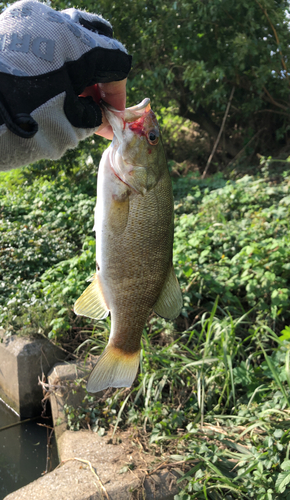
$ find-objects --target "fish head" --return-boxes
[103,98,167,196]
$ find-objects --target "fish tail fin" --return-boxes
[87,344,140,393]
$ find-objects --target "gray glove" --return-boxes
[0,0,131,171]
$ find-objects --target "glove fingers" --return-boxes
[64,95,102,129]
[67,47,131,95]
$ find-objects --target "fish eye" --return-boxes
[147,130,159,145]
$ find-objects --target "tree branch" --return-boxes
[262,86,289,111]
[255,0,290,86]
[178,101,238,158]
[255,109,290,118]
[202,86,235,178]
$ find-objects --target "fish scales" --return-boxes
[74,98,182,392]
[104,176,173,352]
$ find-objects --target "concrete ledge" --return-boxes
[4,430,182,500]
[0,329,66,417]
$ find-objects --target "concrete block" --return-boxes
[0,329,66,417]
[48,360,97,443]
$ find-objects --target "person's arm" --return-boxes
[0,0,131,171]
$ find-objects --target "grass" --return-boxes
[66,302,290,499]
[1,157,290,499]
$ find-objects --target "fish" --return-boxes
[74,98,183,392]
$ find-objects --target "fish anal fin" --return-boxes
[87,345,140,392]
[74,275,109,320]
[153,265,183,320]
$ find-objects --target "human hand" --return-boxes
[81,79,127,140]
[0,0,131,171]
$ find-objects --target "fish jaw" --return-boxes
[100,98,152,145]
[124,98,151,120]
[103,98,151,123]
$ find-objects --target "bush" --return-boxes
[173,170,290,330]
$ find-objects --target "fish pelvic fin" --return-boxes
[87,345,140,393]
[153,265,183,320]
[74,274,109,320]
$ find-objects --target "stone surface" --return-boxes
[4,430,182,500]
[48,360,98,443]
[58,430,182,500]
[0,329,66,417]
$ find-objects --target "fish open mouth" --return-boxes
[102,98,151,121]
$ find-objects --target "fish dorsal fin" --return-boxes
[153,265,183,320]
[74,275,109,320]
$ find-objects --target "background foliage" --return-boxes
[52,0,290,161]
[1,0,289,163]
[1,0,290,499]
[1,0,289,161]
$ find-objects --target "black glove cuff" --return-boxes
[0,90,38,138]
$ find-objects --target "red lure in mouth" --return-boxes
[128,114,147,136]
[127,109,159,142]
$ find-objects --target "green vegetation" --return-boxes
[173,168,290,329]
[2,159,290,499]
[0,140,103,337]
[49,0,290,160]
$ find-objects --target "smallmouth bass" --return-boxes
[74,98,182,392]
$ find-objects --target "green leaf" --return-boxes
[275,470,290,493]
[279,326,290,341]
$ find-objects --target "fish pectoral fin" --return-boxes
[153,265,183,320]
[87,345,140,393]
[74,275,109,320]
[86,273,96,283]
[108,197,129,236]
